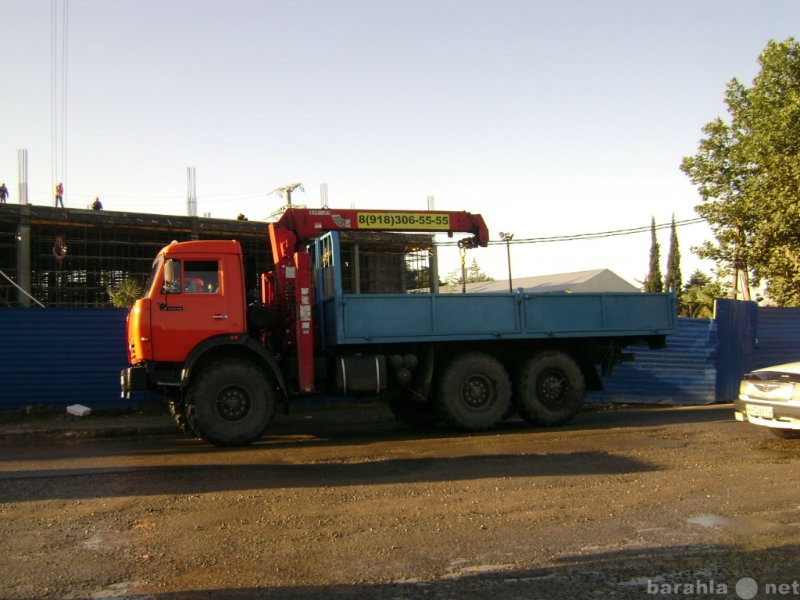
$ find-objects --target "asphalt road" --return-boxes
[1,404,799,600]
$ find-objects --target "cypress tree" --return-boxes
[644,217,663,292]
[664,215,682,305]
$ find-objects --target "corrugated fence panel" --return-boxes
[587,318,718,405]
[0,307,146,411]
[753,307,800,369]
[6,304,799,412]
[714,298,757,402]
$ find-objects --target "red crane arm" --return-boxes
[268,207,489,265]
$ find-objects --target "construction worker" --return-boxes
[0,183,8,204]
[92,197,103,210]
[55,182,64,208]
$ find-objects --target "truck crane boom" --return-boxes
[265,207,491,392]
[268,207,489,264]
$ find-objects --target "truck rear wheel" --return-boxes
[436,352,511,431]
[514,350,585,426]
[186,359,276,446]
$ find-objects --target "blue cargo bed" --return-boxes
[319,291,676,347]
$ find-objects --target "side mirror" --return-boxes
[161,258,181,294]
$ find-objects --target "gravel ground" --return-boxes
[1,403,798,599]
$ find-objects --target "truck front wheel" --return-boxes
[186,359,276,446]
[514,350,585,426]
[436,352,511,431]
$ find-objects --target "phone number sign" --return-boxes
[356,212,451,230]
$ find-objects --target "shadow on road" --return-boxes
[0,404,735,464]
[0,450,658,502]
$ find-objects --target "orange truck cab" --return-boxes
[122,239,287,444]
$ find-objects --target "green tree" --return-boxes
[680,270,723,319]
[681,38,800,306]
[643,217,663,292]
[445,257,494,287]
[405,265,430,291]
[405,265,445,291]
[664,215,682,307]
[107,278,143,308]
[466,257,493,283]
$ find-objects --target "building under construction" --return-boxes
[0,204,436,308]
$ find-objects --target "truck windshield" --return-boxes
[144,255,163,297]
[143,256,184,296]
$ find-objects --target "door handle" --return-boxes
[213,314,229,320]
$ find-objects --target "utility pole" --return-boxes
[500,232,514,292]
[274,183,303,206]
[269,183,305,221]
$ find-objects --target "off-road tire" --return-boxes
[186,359,275,446]
[436,352,511,432]
[514,350,585,426]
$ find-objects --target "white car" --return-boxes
[735,361,800,438]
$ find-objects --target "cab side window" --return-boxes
[184,260,220,294]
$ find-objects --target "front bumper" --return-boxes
[734,398,800,430]
[120,365,149,399]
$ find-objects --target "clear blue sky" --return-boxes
[2,0,798,286]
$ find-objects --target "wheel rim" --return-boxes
[461,373,495,411]
[215,385,251,422]
[535,368,568,409]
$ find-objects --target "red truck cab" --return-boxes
[123,238,288,446]
[127,240,247,366]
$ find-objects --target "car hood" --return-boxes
[751,362,800,376]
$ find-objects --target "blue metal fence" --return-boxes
[0,307,139,411]
[752,307,800,369]
[714,299,757,402]
[2,302,800,412]
[588,317,718,405]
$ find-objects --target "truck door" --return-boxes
[150,256,243,362]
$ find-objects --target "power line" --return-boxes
[435,217,707,247]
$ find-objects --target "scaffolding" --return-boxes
[0,205,435,307]
[0,205,271,307]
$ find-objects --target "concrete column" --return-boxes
[16,204,31,307]
[429,243,439,293]
[16,150,31,306]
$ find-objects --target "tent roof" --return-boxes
[450,269,640,294]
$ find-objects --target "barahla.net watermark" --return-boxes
[646,577,800,598]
